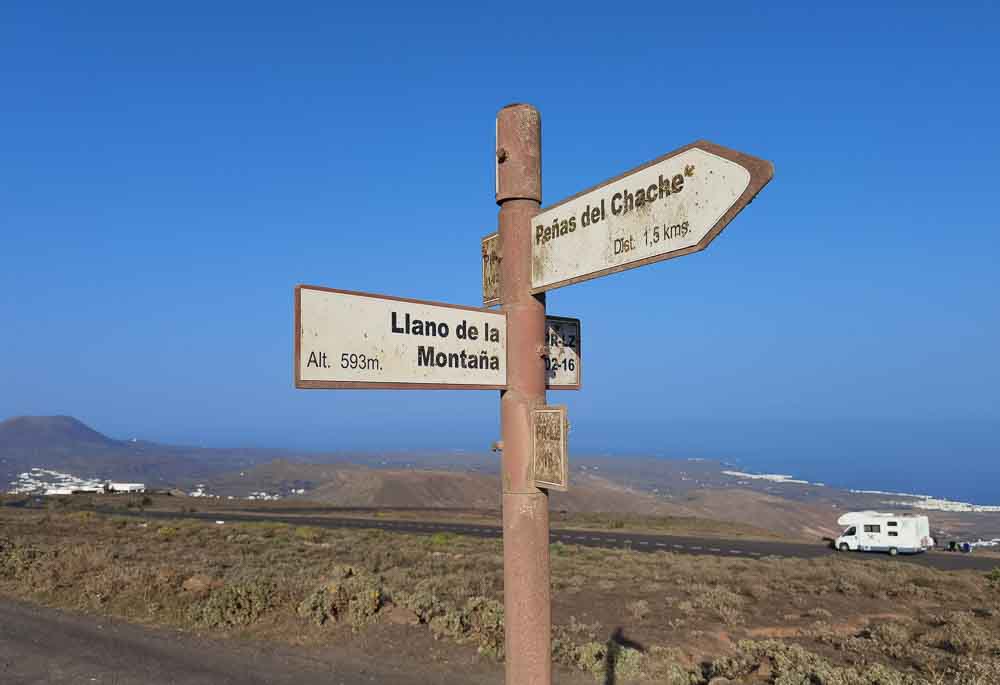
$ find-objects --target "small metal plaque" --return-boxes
[544,316,581,390]
[482,232,501,307]
[531,405,568,491]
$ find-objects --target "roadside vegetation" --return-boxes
[1,506,999,684]
[53,492,788,540]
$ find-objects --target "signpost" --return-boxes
[531,406,569,491]
[530,141,773,293]
[295,285,506,390]
[295,103,772,685]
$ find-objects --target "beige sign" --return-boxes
[530,141,773,293]
[482,232,501,307]
[531,405,568,491]
[295,285,507,390]
[545,316,580,390]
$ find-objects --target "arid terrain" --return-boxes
[6,416,1000,545]
[2,504,999,684]
[193,458,1000,543]
[5,415,1000,683]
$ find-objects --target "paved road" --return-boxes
[0,598,500,685]
[112,508,999,573]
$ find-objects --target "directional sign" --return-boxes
[295,285,507,390]
[544,316,580,390]
[482,231,501,307]
[530,140,773,293]
[531,405,568,491]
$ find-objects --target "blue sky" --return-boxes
[1,2,997,496]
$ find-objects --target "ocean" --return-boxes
[591,418,1000,506]
[717,420,1000,505]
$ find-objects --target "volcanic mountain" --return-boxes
[0,415,278,487]
[0,415,119,450]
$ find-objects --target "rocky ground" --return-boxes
[2,504,1000,683]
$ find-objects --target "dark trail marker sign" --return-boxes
[295,104,772,685]
[530,141,773,293]
[544,316,580,390]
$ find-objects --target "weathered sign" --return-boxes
[531,405,568,491]
[295,285,507,389]
[544,316,580,390]
[530,140,773,293]
[482,231,501,307]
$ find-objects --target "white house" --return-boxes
[107,482,146,493]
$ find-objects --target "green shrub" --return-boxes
[573,641,608,676]
[429,607,466,641]
[644,646,697,685]
[949,656,1000,685]
[243,522,288,538]
[296,565,384,629]
[0,539,43,579]
[690,585,746,625]
[191,579,274,628]
[920,612,995,655]
[68,511,97,524]
[465,596,504,659]
[156,525,179,540]
[396,579,439,623]
[294,526,323,543]
[428,532,456,546]
[987,567,1000,590]
[297,587,336,626]
[566,641,644,681]
[708,639,918,685]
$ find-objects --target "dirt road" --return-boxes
[0,598,503,685]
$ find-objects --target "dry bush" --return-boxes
[0,538,44,580]
[987,567,1000,590]
[919,611,996,656]
[156,525,179,540]
[627,599,650,621]
[688,584,746,625]
[708,639,924,685]
[190,578,275,628]
[804,607,833,620]
[948,656,1000,685]
[294,526,323,543]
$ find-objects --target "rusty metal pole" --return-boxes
[496,103,550,685]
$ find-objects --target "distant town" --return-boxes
[7,467,289,501]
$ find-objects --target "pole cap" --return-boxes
[495,104,541,204]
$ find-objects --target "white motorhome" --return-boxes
[835,511,934,555]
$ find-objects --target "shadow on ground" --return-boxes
[603,627,645,685]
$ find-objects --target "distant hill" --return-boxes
[0,415,120,450]
[196,460,848,538]
[202,459,679,515]
[0,415,284,488]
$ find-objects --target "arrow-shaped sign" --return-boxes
[530,140,773,293]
